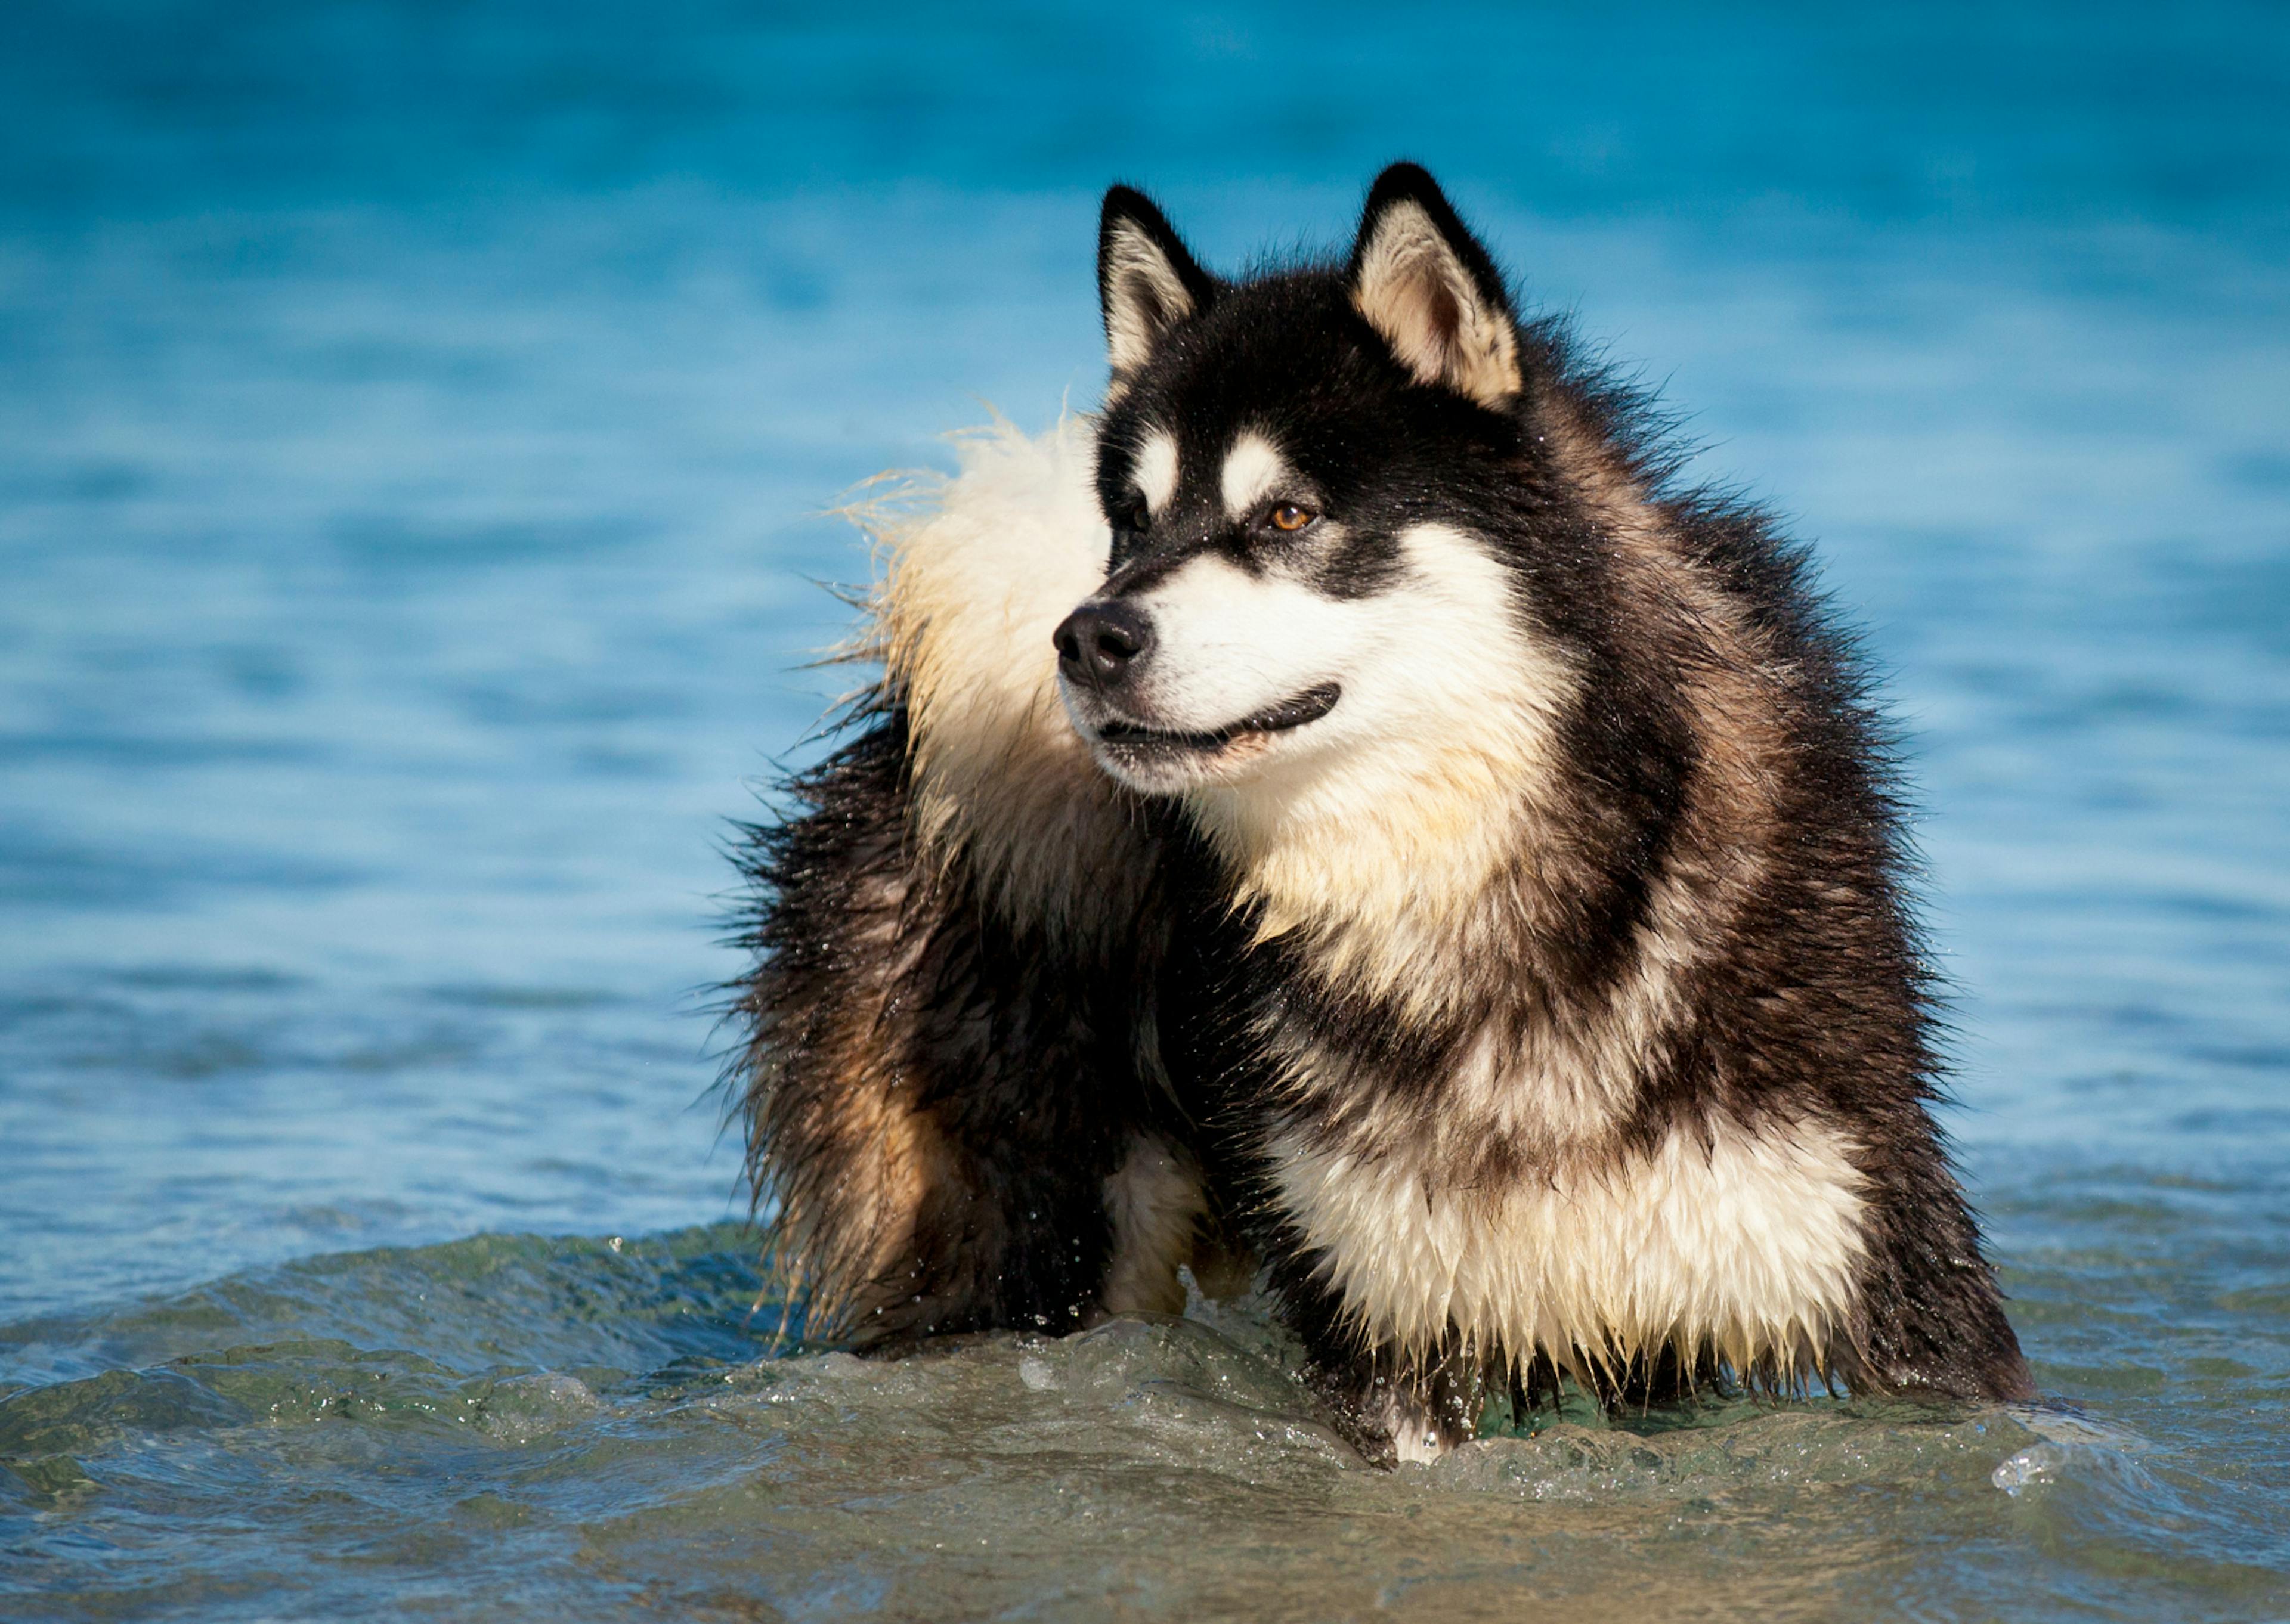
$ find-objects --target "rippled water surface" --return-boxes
[4,4,2288,1619]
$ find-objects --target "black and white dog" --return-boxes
[731,164,2032,1464]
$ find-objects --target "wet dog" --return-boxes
[731,163,2033,1464]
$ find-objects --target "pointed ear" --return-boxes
[1098,185,1215,378]
[1348,164,1522,408]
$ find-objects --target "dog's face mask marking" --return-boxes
[1057,171,1555,810]
[1059,424,1345,794]
[1056,427,1524,805]
[1131,427,1180,517]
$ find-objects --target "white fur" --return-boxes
[1132,427,1180,515]
[869,417,1149,938]
[1218,430,1294,521]
[1352,200,1522,407]
[1174,525,1576,1004]
[1120,551,1357,732]
[1268,1115,1868,1384]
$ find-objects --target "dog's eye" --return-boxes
[1267,503,1316,533]
[1118,496,1150,532]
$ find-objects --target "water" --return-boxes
[3,3,2286,1617]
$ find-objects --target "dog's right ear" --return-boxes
[1098,186,1215,380]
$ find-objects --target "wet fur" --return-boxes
[729,166,2032,1462]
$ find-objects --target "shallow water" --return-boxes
[4,3,2288,1619]
[4,1238,2258,1622]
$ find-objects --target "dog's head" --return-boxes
[1056,165,1561,817]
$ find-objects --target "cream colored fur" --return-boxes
[1173,523,1577,1015]
[1351,200,1523,407]
[1102,222,1200,377]
[1217,430,1292,520]
[1100,1135,1209,1316]
[1269,1114,1868,1384]
[864,416,1151,942]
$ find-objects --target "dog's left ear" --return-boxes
[1348,164,1523,408]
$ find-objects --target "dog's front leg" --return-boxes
[1258,1247,1486,1467]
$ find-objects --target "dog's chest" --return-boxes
[1265,1112,1870,1368]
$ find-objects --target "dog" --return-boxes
[729,163,2034,1465]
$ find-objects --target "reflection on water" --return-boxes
[2,2,2287,1618]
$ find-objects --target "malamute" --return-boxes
[730,163,2034,1465]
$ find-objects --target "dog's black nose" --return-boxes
[1053,600,1155,686]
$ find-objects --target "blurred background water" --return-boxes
[2,3,2287,1619]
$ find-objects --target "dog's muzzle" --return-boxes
[1053,596,1340,775]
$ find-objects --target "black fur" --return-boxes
[729,712,1186,1341]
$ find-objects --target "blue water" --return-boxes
[4,4,2288,1618]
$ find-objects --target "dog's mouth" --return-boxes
[1093,683,1341,757]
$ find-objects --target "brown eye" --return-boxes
[1268,503,1316,533]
